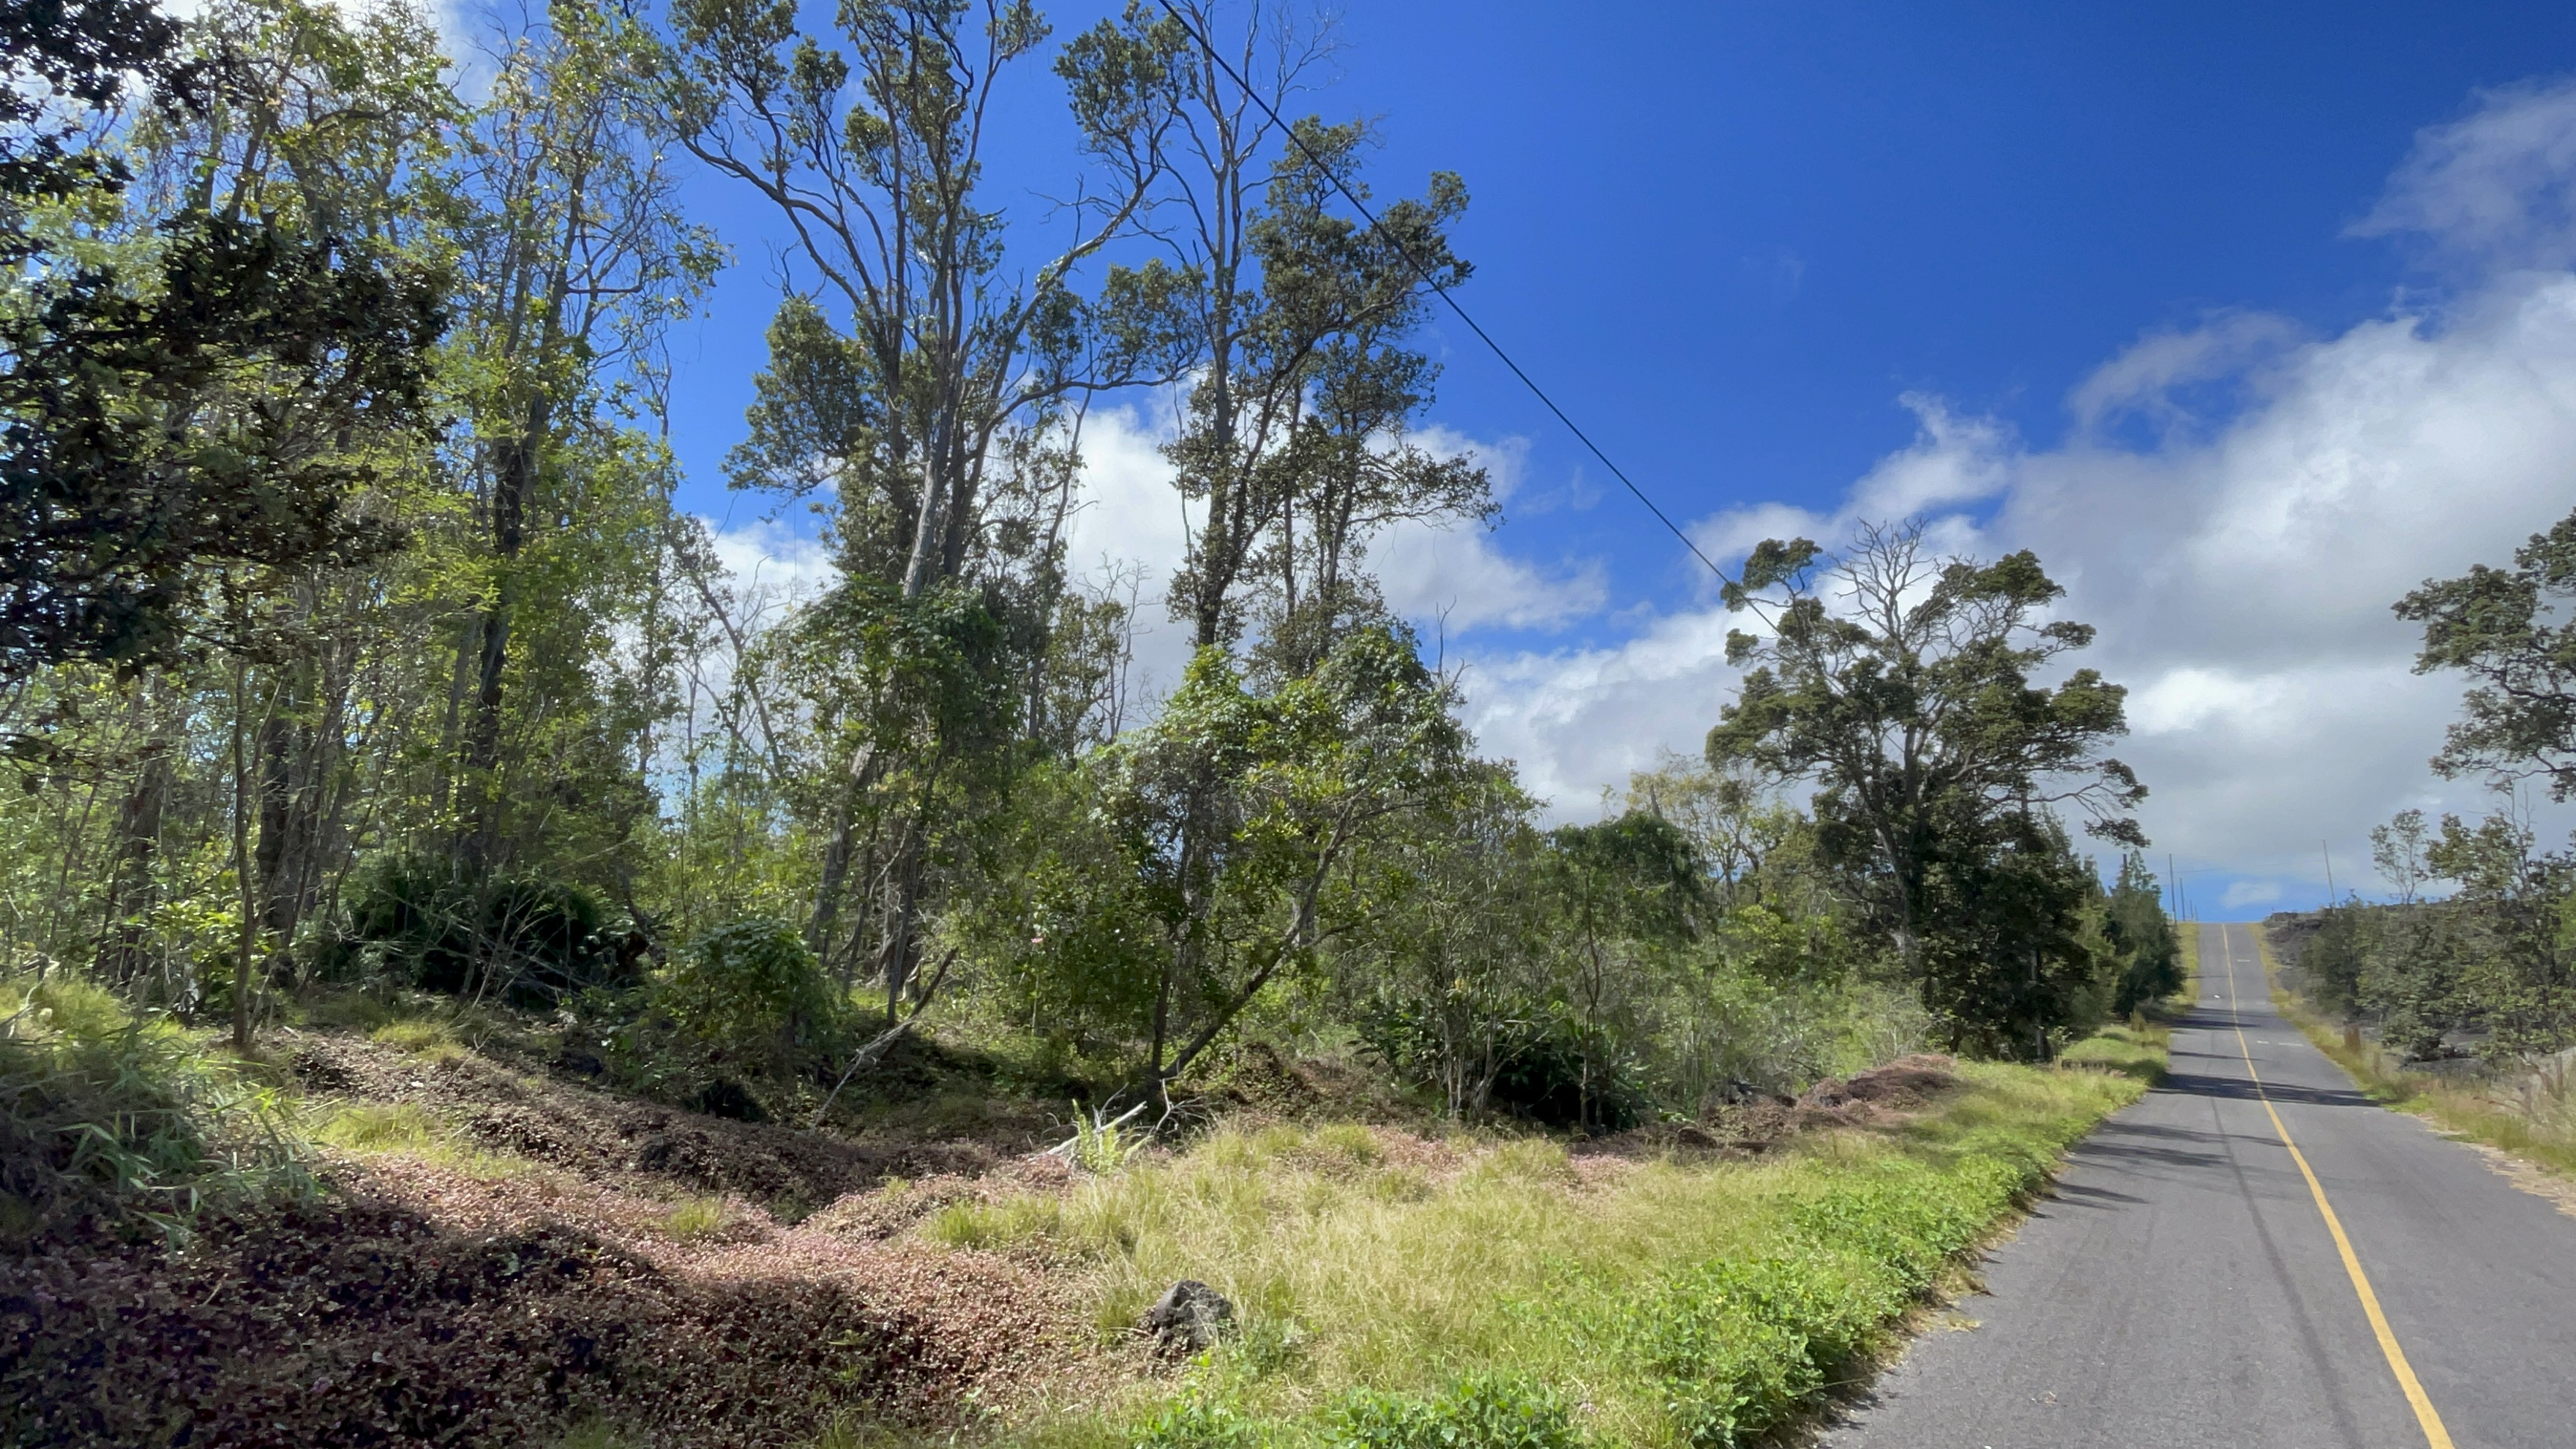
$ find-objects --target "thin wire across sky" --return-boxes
[1150,0,1731,585]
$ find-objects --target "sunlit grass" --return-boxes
[305,1099,547,1181]
[310,1101,441,1152]
[945,1048,2151,1449]
[2059,1023,2168,1082]
[661,1195,731,1241]
[369,1017,465,1063]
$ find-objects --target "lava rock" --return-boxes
[1137,1278,1235,1352]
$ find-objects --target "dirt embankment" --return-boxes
[1,1039,1966,1447]
[2,1034,1084,1448]
[286,1033,1053,1212]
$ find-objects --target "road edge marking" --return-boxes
[2220,924,2457,1449]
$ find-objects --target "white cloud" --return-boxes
[1459,607,1742,817]
[2223,880,2285,910]
[1690,395,2010,566]
[1057,403,1196,703]
[1461,80,2576,896]
[2356,75,2576,272]
[705,517,837,606]
[1377,427,1605,634]
[1055,405,1603,701]
[2067,312,2302,436]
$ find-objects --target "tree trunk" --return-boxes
[460,411,548,875]
[230,651,258,1053]
[806,742,880,959]
[93,705,173,992]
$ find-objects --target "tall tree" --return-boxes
[1126,0,1486,658]
[1707,522,2145,1050]
[449,0,719,876]
[662,0,1187,973]
[0,0,443,686]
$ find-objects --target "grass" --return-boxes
[0,974,306,1240]
[661,1195,731,1240]
[310,1101,443,1153]
[2255,926,2576,1178]
[939,1040,2156,1449]
[2059,1023,2167,1082]
[304,1098,558,1182]
[369,1017,465,1063]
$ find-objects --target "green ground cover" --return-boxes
[948,1041,2157,1449]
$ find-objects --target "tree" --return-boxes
[1707,521,2144,1052]
[2103,852,2180,1016]
[1122,0,1489,660]
[2397,506,2576,799]
[660,0,1189,974]
[2424,808,2575,1060]
[662,0,1179,595]
[1542,809,1704,1128]
[2373,807,2433,905]
[447,0,722,877]
[0,0,443,685]
[1625,751,1815,912]
[1101,624,1466,1097]
[1347,765,1553,1118]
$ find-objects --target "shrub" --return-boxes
[340,855,625,1008]
[654,920,841,1071]
[1363,1006,1646,1130]
[599,920,850,1115]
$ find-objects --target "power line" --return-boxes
[1148,0,1730,583]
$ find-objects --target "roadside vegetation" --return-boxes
[976,1055,2154,1449]
[2263,926,2576,1177]
[4,0,2187,1444]
[2255,503,2576,1183]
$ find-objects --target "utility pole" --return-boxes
[2323,840,2335,907]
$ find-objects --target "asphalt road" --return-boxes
[1821,921,2576,1449]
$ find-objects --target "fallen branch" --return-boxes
[1044,1099,1150,1161]
[809,946,956,1128]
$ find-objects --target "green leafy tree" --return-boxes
[662,0,1194,982]
[1540,810,1704,1127]
[2425,809,2575,1060]
[1348,765,1555,1117]
[1103,624,1467,1096]
[1707,522,2145,1053]
[446,0,722,877]
[2104,852,2180,1016]
[2397,506,2576,798]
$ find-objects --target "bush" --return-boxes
[0,976,303,1240]
[654,920,840,1068]
[602,920,847,1115]
[1363,1007,1647,1130]
[339,855,626,1009]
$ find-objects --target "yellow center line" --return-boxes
[2219,924,2455,1449]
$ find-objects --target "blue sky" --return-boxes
[651,1,2576,917]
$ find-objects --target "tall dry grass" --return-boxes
[942,1059,2147,1449]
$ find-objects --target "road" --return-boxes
[1821,921,2576,1449]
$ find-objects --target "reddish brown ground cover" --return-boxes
[1,1035,1088,1448]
